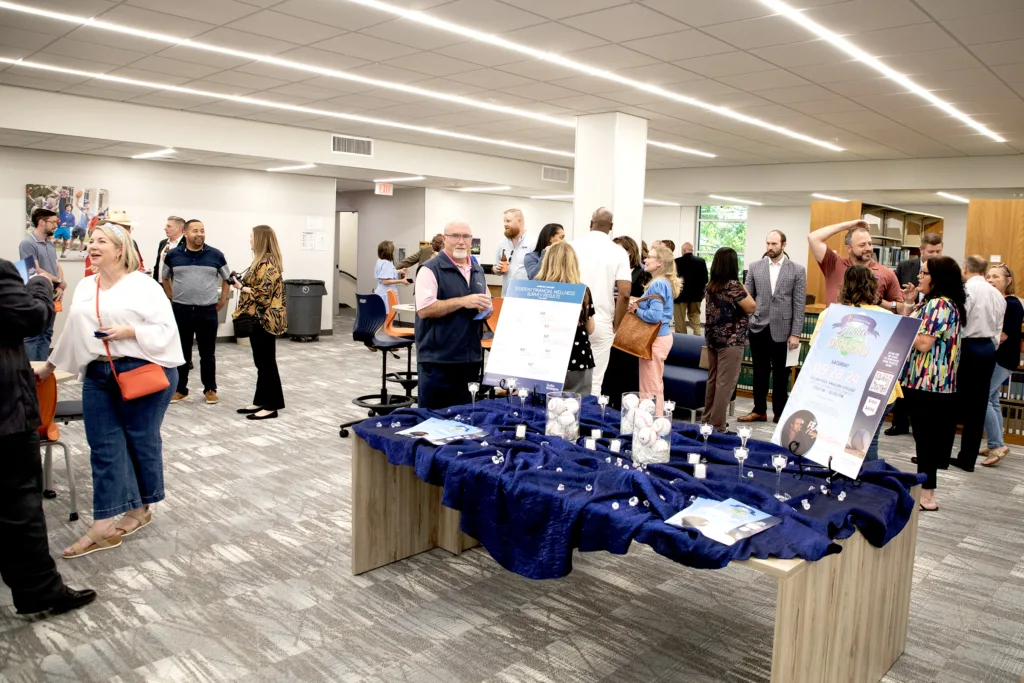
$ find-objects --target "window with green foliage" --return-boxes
[696,205,747,264]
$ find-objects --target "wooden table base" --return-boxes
[351,435,919,683]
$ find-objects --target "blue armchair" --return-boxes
[663,333,708,422]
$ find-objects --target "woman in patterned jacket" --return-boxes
[233,225,286,421]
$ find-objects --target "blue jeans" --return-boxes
[866,403,894,462]
[83,358,177,518]
[985,365,1011,450]
[23,323,53,362]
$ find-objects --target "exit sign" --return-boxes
[375,182,393,196]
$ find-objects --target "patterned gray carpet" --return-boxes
[2,312,1022,683]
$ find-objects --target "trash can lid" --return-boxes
[284,279,326,286]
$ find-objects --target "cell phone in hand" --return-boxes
[406,277,414,283]
[93,330,110,338]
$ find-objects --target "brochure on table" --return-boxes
[665,497,780,546]
[482,280,586,393]
[771,305,919,479]
[396,418,485,445]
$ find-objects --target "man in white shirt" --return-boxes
[492,208,534,296]
[953,255,1006,472]
[571,207,632,396]
[154,216,185,284]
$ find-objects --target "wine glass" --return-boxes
[597,394,609,437]
[467,382,479,424]
[699,422,713,464]
[517,387,528,419]
[772,454,790,501]
[734,447,748,481]
[737,425,752,449]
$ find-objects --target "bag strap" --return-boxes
[635,293,664,304]
[95,277,119,381]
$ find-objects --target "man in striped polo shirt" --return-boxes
[162,219,231,404]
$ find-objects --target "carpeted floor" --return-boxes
[2,311,1022,683]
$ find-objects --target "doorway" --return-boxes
[335,211,358,311]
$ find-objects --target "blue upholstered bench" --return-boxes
[663,333,708,422]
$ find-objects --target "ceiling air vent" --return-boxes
[331,134,373,157]
[541,165,570,183]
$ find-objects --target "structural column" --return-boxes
[572,112,648,241]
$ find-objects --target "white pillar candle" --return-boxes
[610,439,622,453]
[694,463,707,479]
[515,424,527,439]
[687,453,701,464]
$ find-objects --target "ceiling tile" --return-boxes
[259,83,333,100]
[202,70,295,91]
[563,44,659,70]
[125,0,261,24]
[104,66,193,86]
[701,15,823,49]
[0,45,31,61]
[915,0,1024,21]
[598,87,677,106]
[0,8,78,37]
[545,73,641,94]
[750,40,847,68]
[914,67,1006,91]
[621,30,733,62]
[562,4,688,42]
[313,32,421,61]
[433,41,525,68]
[181,77,261,96]
[94,5,217,38]
[359,18,467,51]
[497,0,629,20]
[227,10,345,44]
[971,39,1024,67]
[616,63,705,85]
[879,47,983,75]
[941,9,1024,45]
[852,23,959,56]
[662,78,743,99]
[343,62,435,84]
[544,93,622,112]
[37,38,149,67]
[0,26,60,51]
[424,0,547,33]
[270,0,389,31]
[409,77,489,95]
[127,55,225,79]
[0,64,87,86]
[229,60,321,83]
[639,0,771,27]
[189,27,299,56]
[151,43,250,69]
[449,68,536,89]
[787,98,868,115]
[500,22,608,53]
[789,61,880,84]
[827,78,919,97]
[716,69,812,91]
[24,0,118,14]
[928,83,1022,103]
[383,51,479,77]
[757,84,838,104]
[672,52,776,78]
[993,63,1024,82]
[319,93,409,110]
[804,0,930,34]
[271,46,370,72]
[498,81,584,101]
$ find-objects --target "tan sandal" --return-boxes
[980,447,1009,467]
[63,527,123,559]
[114,508,152,537]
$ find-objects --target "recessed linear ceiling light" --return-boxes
[709,194,763,206]
[531,194,574,200]
[344,0,845,152]
[131,148,176,159]
[0,1,715,159]
[811,193,849,202]
[644,199,681,206]
[373,175,425,182]
[759,0,1006,144]
[0,58,575,159]
[268,163,316,172]
[936,191,970,204]
[456,185,511,192]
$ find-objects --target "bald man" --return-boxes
[415,220,491,410]
[674,242,708,334]
[571,207,632,395]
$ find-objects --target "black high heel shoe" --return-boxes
[246,410,278,420]
[237,406,261,414]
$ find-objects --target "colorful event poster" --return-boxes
[771,305,920,479]
[482,280,586,393]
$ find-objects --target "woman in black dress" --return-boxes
[600,235,651,408]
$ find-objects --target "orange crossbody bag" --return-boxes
[96,278,169,401]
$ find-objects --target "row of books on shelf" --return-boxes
[872,246,911,268]
[998,371,1024,401]
[1001,405,1024,436]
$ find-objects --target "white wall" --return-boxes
[641,205,698,257]
[1,147,337,338]
[744,206,812,272]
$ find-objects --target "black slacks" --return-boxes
[904,387,958,489]
[417,361,479,411]
[749,326,790,417]
[250,325,285,410]
[173,303,219,395]
[0,430,66,611]
[955,338,997,470]
[889,396,910,432]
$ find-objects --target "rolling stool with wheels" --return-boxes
[384,290,418,401]
[339,294,416,438]
[42,400,83,521]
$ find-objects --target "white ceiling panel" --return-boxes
[563,44,659,70]
[229,61,322,83]
[334,62,434,84]
[787,98,869,115]
[994,63,1024,82]
[616,63,704,86]
[549,74,650,96]
[639,0,770,27]
[60,84,140,102]
[0,26,57,51]
[433,41,526,67]
[359,18,468,51]
[826,78,920,98]
[383,51,480,77]
[125,0,261,25]
[187,101,266,117]
[498,81,585,101]
[562,3,688,42]
[673,52,777,78]
[424,0,547,33]
[702,15,826,50]
[913,0,1023,21]
[879,47,984,75]
[91,5,217,38]
[0,45,34,61]
[544,94,622,112]
[501,0,631,19]
[500,22,609,53]
[850,23,959,56]
[126,56,227,80]
[313,32,421,61]
[448,67,536,89]
[971,39,1024,67]
[227,10,346,44]
[0,8,82,37]
[270,46,370,72]
[25,53,121,75]
[407,77,489,95]
[717,69,813,92]
[941,9,1024,45]
[200,70,295,92]
[804,0,931,34]
[271,0,390,31]
[913,68,1006,91]
[789,61,882,84]
[757,84,838,104]
[24,0,117,14]
[750,40,847,68]
[622,30,733,62]
[153,44,252,70]
[38,39,149,67]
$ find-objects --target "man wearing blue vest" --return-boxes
[415,220,491,410]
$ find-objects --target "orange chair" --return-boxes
[385,290,414,338]
[35,374,80,521]
[481,297,503,350]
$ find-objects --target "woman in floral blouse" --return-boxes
[900,255,965,511]
[233,225,286,420]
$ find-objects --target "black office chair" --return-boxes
[339,294,417,438]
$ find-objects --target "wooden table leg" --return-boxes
[770,487,920,683]
[351,434,478,575]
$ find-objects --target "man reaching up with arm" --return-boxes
[808,219,901,308]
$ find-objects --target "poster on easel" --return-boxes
[482,280,585,393]
[771,305,919,479]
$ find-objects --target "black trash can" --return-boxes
[284,279,327,341]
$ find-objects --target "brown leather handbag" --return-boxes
[612,294,664,360]
[96,278,170,401]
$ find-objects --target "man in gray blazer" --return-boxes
[739,230,807,423]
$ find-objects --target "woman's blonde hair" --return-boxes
[989,263,1016,296]
[252,224,283,273]
[90,224,139,273]
[644,245,682,298]
[536,241,581,284]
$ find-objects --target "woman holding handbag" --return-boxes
[35,217,182,558]
[626,245,681,412]
[703,247,756,432]
[232,225,287,420]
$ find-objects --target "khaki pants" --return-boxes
[673,301,702,335]
[704,345,743,430]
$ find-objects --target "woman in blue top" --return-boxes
[628,245,681,412]
[524,223,564,280]
[374,240,408,312]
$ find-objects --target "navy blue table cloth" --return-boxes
[353,396,924,581]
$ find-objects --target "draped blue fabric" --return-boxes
[353,396,924,580]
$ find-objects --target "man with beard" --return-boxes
[492,208,534,296]
[163,219,231,405]
[739,230,806,424]
[415,220,491,409]
[809,219,901,307]
[18,209,66,360]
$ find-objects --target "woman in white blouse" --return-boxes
[35,217,183,559]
